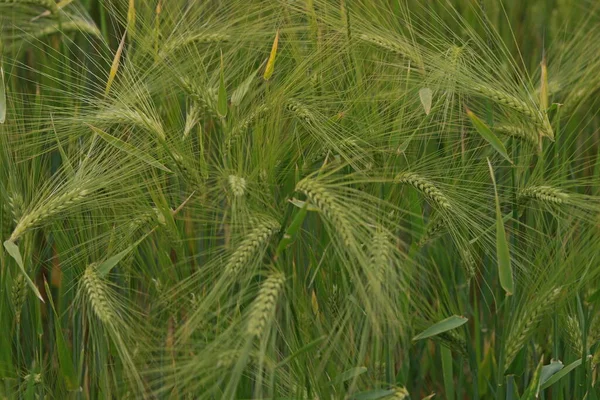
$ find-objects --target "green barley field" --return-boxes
[1,0,600,398]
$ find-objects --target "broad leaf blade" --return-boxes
[487,159,514,296]
[88,125,171,172]
[467,108,512,164]
[413,315,468,341]
[3,241,44,302]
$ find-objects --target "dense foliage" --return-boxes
[1,0,600,398]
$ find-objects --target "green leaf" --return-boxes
[412,315,468,341]
[540,359,564,387]
[487,158,514,296]
[333,366,367,384]
[96,235,149,277]
[419,88,432,115]
[520,357,544,400]
[276,202,308,257]
[540,358,583,390]
[218,52,228,118]
[506,375,520,400]
[88,125,171,173]
[349,389,395,400]
[0,64,5,124]
[43,280,78,391]
[467,108,512,164]
[231,65,261,106]
[3,241,44,302]
[441,346,455,400]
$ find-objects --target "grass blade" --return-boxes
[0,64,5,124]
[88,125,171,172]
[540,358,583,390]
[413,315,467,341]
[218,51,228,118]
[43,280,78,391]
[441,346,455,400]
[487,158,514,296]
[467,108,512,164]
[419,88,432,115]
[3,241,44,302]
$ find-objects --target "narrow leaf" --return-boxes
[3,241,44,302]
[263,29,279,81]
[276,202,308,256]
[413,315,468,341]
[540,358,583,390]
[350,390,395,400]
[419,88,432,115]
[506,375,520,400]
[88,125,171,172]
[44,280,78,391]
[231,64,262,106]
[218,51,228,118]
[0,64,5,124]
[487,158,514,296]
[467,108,512,164]
[96,235,149,277]
[441,346,455,400]
[333,366,367,384]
